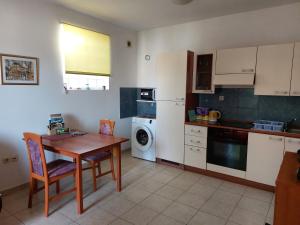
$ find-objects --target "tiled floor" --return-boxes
[1,150,274,225]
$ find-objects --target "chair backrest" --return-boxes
[23,133,47,178]
[99,120,115,136]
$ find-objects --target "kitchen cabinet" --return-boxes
[246,133,284,186]
[156,51,187,101]
[156,101,185,163]
[255,43,294,96]
[193,50,216,94]
[285,137,300,153]
[184,125,207,169]
[216,47,257,74]
[290,42,300,96]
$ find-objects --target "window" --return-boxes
[61,23,111,90]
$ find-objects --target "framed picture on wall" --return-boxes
[0,54,39,85]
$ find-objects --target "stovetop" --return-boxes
[218,120,253,129]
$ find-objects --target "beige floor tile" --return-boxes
[167,173,199,190]
[148,214,185,225]
[139,194,172,212]
[238,196,270,216]
[244,187,273,203]
[226,222,240,225]
[187,183,216,199]
[109,219,133,225]
[0,208,12,220]
[229,207,266,225]
[15,206,73,225]
[188,211,227,225]
[121,205,158,225]
[0,216,23,225]
[162,202,197,224]
[77,208,116,225]
[197,176,223,188]
[176,192,207,209]
[121,186,151,203]
[133,178,165,193]
[210,190,241,206]
[155,185,183,200]
[99,195,135,217]
[151,170,179,184]
[201,199,235,219]
[219,181,246,195]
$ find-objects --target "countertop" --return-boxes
[185,121,300,139]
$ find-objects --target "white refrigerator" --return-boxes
[155,51,189,164]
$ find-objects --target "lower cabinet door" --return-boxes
[246,133,284,186]
[285,137,300,153]
[184,145,206,169]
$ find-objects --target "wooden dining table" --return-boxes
[42,133,129,214]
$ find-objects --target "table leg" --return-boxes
[113,144,122,192]
[75,155,83,214]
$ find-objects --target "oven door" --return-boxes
[207,128,248,171]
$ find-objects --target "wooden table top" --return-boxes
[42,133,129,156]
[276,152,300,186]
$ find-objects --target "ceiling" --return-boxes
[47,0,300,30]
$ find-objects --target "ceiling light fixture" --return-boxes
[172,0,193,5]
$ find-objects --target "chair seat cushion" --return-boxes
[47,159,76,178]
[83,151,112,162]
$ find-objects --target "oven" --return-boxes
[207,127,248,171]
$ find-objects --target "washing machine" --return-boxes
[131,117,156,162]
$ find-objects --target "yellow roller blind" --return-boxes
[62,23,111,76]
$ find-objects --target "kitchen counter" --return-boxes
[185,121,300,139]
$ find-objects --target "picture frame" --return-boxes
[0,54,39,85]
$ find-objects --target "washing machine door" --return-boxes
[133,125,153,152]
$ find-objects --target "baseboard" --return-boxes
[1,183,29,196]
[156,158,184,169]
[184,165,275,192]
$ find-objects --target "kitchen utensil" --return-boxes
[208,110,221,122]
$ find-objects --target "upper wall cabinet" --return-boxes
[193,50,216,94]
[290,42,300,96]
[215,47,257,85]
[216,47,257,74]
[254,43,294,96]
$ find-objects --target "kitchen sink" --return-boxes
[287,128,300,134]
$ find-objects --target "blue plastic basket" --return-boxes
[253,120,284,132]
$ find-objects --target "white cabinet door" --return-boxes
[156,101,185,163]
[156,51,187,101]
[255,43,294,96]
[246,133,284,186]
[291,42,300,96]
[184,146,206,169]
[285,137,300,153]
[216,47,257,74]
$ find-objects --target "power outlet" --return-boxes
[219,95,225,101]
[2,155,18,164]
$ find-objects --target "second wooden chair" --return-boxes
[83,120,116,191]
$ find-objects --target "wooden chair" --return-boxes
[83,120,116,191]
[23,132,76,217]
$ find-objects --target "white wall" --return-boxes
[137,3,300,88]
[0,0,137,191]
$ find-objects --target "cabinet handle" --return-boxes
[189,147,200,152]
[191,129,201,133]
[269,136,283,142]
[176,97,185,101]
[191,140,201,144]
[287,139,300,144]
[292,91,300,95]
[241,68,254,73]
[274,91,288,95]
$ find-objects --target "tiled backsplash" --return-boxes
[198,88,300,124]
[120,88,156,119]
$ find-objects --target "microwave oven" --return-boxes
[140,88,156,101]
